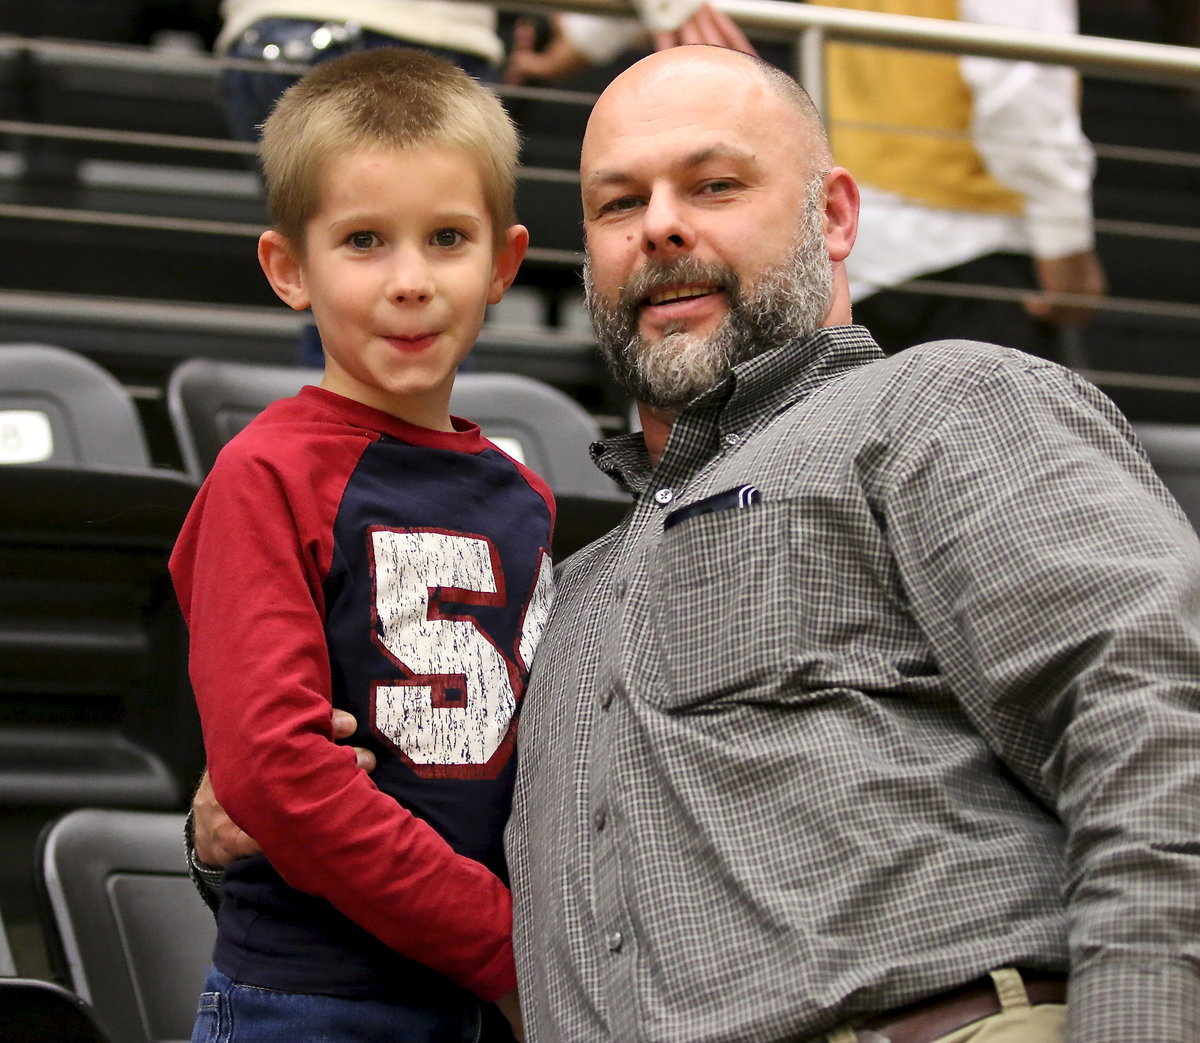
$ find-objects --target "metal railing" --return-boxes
[0,3,1197,395]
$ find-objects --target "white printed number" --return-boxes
[370,530,552,778]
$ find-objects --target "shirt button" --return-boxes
[614,577,628,599]
[654,488,674,506]
[607,931,624,952]
[723,432,740,447]
[600,688,614,709]
[593,807,607,832]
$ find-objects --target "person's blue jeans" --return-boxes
[219,18,494,366]
[192,967,514,1042]
[219,18,493,145]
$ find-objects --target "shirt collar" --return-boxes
[590,325,884,494]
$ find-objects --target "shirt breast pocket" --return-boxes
[649,500,795,711]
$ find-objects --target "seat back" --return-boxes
[1133,422,1200,533]
[39,808,216,1043]
[0,902,17,975]
[0,978,111,1041]
[167,357,619,497]
[166,357,322,479]
[0,466,201,810]
[0,343,150,468]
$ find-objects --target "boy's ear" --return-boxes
[258,230,310,311]
[487,224,530,306]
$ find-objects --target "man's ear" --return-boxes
[258,230,310,311]
[820,167,859,264]
[488,224,531,305]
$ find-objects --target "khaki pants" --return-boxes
[825,969,1066,1043]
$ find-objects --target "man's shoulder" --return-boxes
[827,338,1063,411]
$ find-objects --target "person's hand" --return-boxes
[192,708,376,867]
[495,989,525,1042]
[503,17,591,85]
[653,4,756,55]
[1026,249,1108,326]
[192,768,259,867]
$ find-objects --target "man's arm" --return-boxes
[190,708,373,869]
[890,353,1200,1040]
[186,709,376,913]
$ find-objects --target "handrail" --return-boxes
[0,6,1197,348]
[7,1,1200,86]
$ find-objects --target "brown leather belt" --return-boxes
[853,972,1067,1043]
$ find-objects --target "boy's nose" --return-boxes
[387,252,435,303]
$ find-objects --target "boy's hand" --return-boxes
[495,989,525,1041]
[192,708,376,867]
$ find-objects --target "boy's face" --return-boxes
[259,145,527,429]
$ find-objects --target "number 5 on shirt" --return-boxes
[370,528,552,778]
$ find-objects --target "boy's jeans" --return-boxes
[192,967,515,1043]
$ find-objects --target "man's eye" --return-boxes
[600,197,642,214]
[702,180,735,195]
[348,232,377,249]
[432,229,464,247]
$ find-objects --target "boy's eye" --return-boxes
[348,231,377,250]
[431,229,464,247]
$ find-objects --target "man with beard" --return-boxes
[192,45,1200,1043]
[506,46,1200,1043]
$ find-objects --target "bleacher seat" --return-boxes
[0,345,201,808]
[38,808,215,1043]
[0,343,150,467]
[0,977,111,1041]
[167,358,629,556]
[0,465,201,809]
[1133,422,1200,533]
[165,357,322,479]
[0,902,16,975]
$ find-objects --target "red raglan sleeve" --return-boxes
[170,438,516,1001]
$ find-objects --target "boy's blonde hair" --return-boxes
[259,47,519,247]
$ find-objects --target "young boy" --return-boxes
[169,48,551,1042]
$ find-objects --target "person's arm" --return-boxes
[651,3,755,54]
[504,2,752,85]
[889,353,1200,1040]
[171,448,517,1003]
[959,0,1107,324]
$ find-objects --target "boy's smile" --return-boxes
[258,144,527,430]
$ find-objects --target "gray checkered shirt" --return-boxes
[507,326,1200,1042]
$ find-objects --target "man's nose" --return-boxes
[642,192,693,256]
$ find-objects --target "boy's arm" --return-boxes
[189,710,375,873]
[172,449,518,1002]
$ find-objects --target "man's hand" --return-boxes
[1026,249,1108,326]
[495,989,525,1042]
[192,708,376,867]
[653,4,756,55]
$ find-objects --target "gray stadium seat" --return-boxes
[167,357,616,493]
[38,808,215,1043]
[0,343,150,467]
[165,357,322,479]
[167,358,629,556]
[1133,422,1200,533]
[0,978,111,1041]
[0,902,16,976]
[0,465,201,810]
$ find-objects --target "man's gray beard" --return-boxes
[584,183,833,412]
